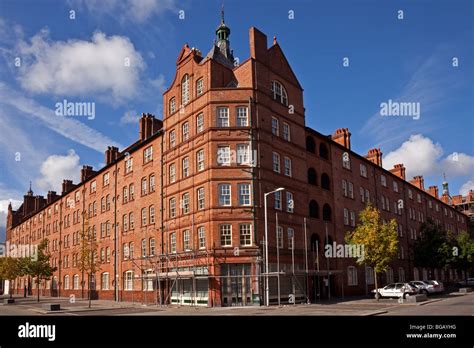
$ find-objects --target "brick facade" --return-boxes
[5,21,470,305]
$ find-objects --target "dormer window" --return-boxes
[271,80,288,106]
[181,74,190,105]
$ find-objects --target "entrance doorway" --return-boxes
[221,264,253,306]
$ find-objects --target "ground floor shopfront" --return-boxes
[8,262,472,306]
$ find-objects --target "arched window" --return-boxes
[306,136,316,153]
[309,200,319,218]
[73,274,79,290]
[321,173,330,190]
[64,275,70,290]
[271,80,288,105]
[310,233,320,252]
[322,204,332,221]
[319,143,329,159]
[308,168,317,185]
[181,74,190,105]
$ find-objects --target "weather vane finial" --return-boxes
[221,2,225,23]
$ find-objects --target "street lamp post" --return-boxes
[263,187,285,307]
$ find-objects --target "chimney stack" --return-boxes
[427,185,439,199]
[22,194,35,217]
[468,190,474,202]
[139,113,163,141]
[331,128,351,149]
[249,27,268,63]
[46,191,58,204]
[81,165,95,182]
[62,179,75,194]
[365,148,383,167]
[389,163,406,180]
[410,176,425,190]
[452,195,462,205]
[105,146,120,165]
[34,195,46,211]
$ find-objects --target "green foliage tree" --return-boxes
[22,239,57,302]
[447,231,474,285]
[0,257,25,299]
[345,204,398,300]
[413,219,450,270]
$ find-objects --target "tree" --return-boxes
[447,231,474,285]
[413,219,450,271]
[78,216,100,308]
[345,204,398,300]
[0,257,25,299]
[22,239,57,302]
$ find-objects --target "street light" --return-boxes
[264,187,285,306]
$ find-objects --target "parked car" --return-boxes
[456,278,474,287]
[426,280,444,293]
[409,281,434,295]
[372,283,419,299]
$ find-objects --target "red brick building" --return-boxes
[5,17,470,305]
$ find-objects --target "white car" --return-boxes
[372,283,419,299]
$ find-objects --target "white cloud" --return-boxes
[120,109,138,125]
[383,134,474,195]
[74,0,177,23]
[0,82,123,152]
[36,150,81,193]
[383,134,443,179]
[459,180,474,196]
[440,152,474,177]
[17,30,145,102]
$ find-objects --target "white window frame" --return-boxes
[271,117,279,136]
[284,157,292,177]
[196,78,204,96]
[217,107,230,127]
[220,224,232,247]
[236,106,248,127]
[286,192,294,213]
[198,227,206,249]
[182,122,189,141]
[238,183,251,206]
[282,122,291,141]
[219,184,231,206]
[273,152,280,173]
[239,224,252,247]
[197,149,205,171]
[182,157,190,178]
[196,113,204,133]
[197,187,205,210]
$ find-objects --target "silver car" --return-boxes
[426,280,444,293]
[409,281,436,295]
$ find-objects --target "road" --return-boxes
[0,293,472,316]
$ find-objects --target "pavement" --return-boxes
[0,291,472,316]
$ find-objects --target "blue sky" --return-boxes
[0,0,473,241]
